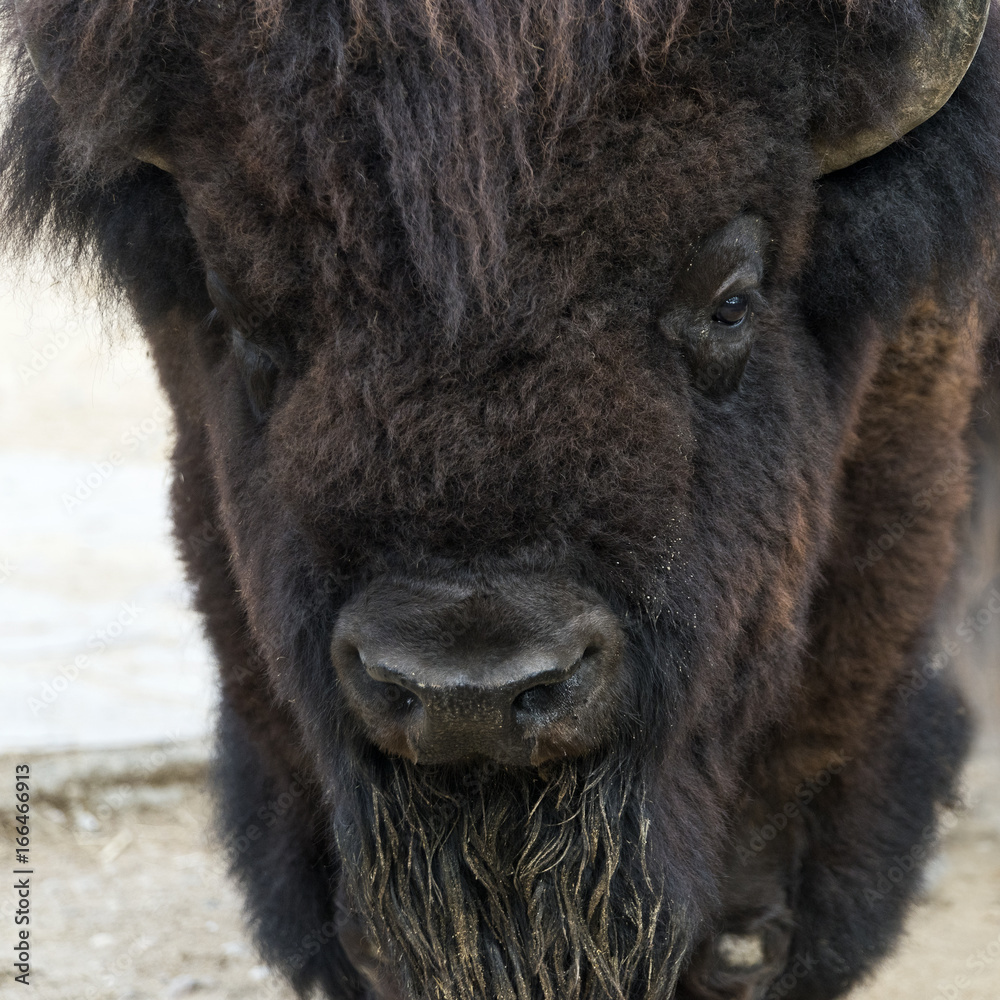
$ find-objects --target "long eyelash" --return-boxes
[231,327,279,422]
[198,307,221,336]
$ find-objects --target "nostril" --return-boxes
[512,682,558,716]
[380,683,418,713]
[512,641,602,717]
[332,580,625,765]
[351,647,421,714]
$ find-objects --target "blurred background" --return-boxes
[1,263,998,999]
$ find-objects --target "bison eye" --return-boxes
[231,328,279,422]
[658,213,769,400]
[713,294,749,326]
[204,271,285,422]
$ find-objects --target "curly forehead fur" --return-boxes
[3,0,999,336]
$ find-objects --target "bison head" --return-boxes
[4,1,996,998]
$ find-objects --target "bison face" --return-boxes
[175,163,837,999]
[8,0,993,998]
[189,195,829,753]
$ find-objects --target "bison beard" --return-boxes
[334,749,689,1000]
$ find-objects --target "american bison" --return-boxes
[3,0,999,997]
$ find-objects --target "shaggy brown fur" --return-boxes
[3,1,999,998]
[336,752,684,1000]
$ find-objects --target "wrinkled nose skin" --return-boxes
[331,578,626,767]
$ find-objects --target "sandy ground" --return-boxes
[2,261,999,999]
[0,746,996,1000]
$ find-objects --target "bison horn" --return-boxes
[816,0,990,173]
[13,0,174,174]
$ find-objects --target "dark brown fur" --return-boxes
[3,1,999,998]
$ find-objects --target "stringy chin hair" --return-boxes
[334,750,689,1000]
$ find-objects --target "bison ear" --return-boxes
[814,0,989,174]
[13,0,175,174]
